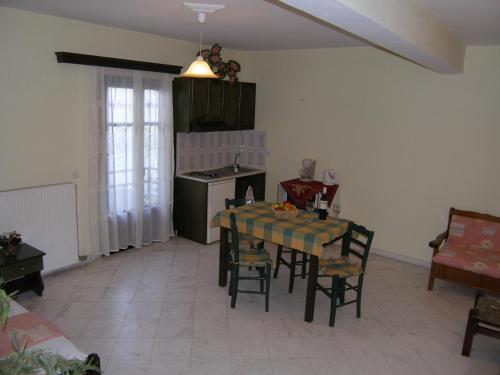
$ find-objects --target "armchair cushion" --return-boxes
[432,243,500,278]
[448,215,500,251]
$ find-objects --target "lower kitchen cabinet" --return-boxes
[173,172,266,244]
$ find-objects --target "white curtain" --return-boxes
[89,67,174,256]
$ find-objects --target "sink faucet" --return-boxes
[233,152,240,172]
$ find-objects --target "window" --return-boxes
[105,77,161,213]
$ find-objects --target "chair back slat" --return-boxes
[341,222,374,271]
[229,213,240,263]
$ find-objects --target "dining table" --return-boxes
[211,201,350,322]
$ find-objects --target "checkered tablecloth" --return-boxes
[211,201,349,257]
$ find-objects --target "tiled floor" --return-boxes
[15,237,500,375]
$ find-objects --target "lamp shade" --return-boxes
[181,56,218,78]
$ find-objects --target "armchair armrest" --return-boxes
[428,231,447,249]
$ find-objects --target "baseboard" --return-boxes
[371,247,431,269]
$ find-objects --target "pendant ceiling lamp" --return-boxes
[181,2,225,78]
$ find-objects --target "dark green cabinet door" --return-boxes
[239,82,256,130]
[191,79,209,124]
[173,79,191,133]
[206,79,223,122]
[223,81,240,130]
[173,177,208,244]
[235,173,266,202]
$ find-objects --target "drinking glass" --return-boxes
[306,198,315,212]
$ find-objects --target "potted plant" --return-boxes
[0,231,22,257]
[0,286,100,374]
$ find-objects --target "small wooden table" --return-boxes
[212,202,349,322]
[0,243,46,296]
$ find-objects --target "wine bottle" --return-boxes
[318,187,328,220]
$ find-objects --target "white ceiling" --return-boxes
[419,0,500,45]
[0,0,499,50]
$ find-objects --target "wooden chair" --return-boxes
[462,292,500,357]
[228,213,274,312]
[316,222,374,327]
[273,246,309,293]
[428,207,500,294]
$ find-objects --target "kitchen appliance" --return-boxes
[299,159,316,181]
[323,169,337,185]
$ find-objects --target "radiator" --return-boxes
[0,183,79,273]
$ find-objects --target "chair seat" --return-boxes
[230,232,262,249]
[476,294,500,326]
[235,248,275,268]
[319,256,362,278]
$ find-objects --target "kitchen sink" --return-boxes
[213,166,258,177]
[185,166,260,180]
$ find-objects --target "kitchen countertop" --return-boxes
[177,168,266,183]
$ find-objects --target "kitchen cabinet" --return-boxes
[207,180,236,243]
[173,78,256,132]
[222,81,240,130]
[239,82,256,130]
[173,177,208,244]
[173,172,265,244]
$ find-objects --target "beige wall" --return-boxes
[2,7,500,264]
[0,7,246,255]
[244,46,500,263]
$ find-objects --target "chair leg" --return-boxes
[356,275,364,318]
[228,265,234,296]
[265,263,271,312]
[427,262,437,290]
[274,245,283,278]
[288,250,297,293]
[259,267,265,292]
[461,309,477,357]
[338,279,346,305]
[301,253,308,279]
[329,276,339,327]
[230,267,239,309]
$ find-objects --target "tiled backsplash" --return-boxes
[176,130,267,174]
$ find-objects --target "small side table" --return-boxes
[278,178,339,210]
[0,243,46,296]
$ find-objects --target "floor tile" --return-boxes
[230,359,273,375]
[81,318,123,338]
[271,358,314,375]
[101,286,136,302]
[111,338,154,361]
[191,338,230,360]
[194,318,229,338]
[151,338,192,361]
[228,318,265,338]
[126,302,163,320]
[119,319,159,338]
[156,318,193,338]
[229,338,270,359]
[11,241,497,375]
[53,317,89,339]
[267,336,307,359]
[106,359,149,375]
[148,360,190,375]
[76,337,117,357]
[191,359,231,375]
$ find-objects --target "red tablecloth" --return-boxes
[280,178,338,209]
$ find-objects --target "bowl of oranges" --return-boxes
[272,202,298,219]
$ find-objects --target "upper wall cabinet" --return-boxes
[173,78,256,133]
